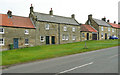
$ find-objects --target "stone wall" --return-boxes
[35,21,81,45]
[80,32,92,41]
[0,27,36,50]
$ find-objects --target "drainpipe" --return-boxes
[58,23,60,44]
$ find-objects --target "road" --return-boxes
[2,46,119,73]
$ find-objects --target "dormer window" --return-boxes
[0,28,4,34]
[25,30,29,34]
[45,24,50,30]
[63,26,67,31]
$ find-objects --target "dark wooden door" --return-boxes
[13,38,18,48]
[92,34,97,40]
[46,36,50,44]
[105,33,107,40]
[51,36,55,44]
[87,33,89,40]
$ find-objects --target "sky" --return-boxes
[0,0,119,24]
[118,1,120,22]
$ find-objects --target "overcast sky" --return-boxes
[0,0,119,24]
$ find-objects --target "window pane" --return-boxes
[25,39,29,44]
[0,38,4,45]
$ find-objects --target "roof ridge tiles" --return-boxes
[34,12,73,19]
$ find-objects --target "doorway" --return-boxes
[46,36,50,44]
[51,36,55,44]
[13,38,19,49]
[92,34,97,40]
[87,33,89,40]
[105,33,107,40]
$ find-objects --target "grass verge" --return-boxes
[1,39,119,66]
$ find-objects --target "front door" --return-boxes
[46,36,50,44]
[51,36,55,44]
[13,38,18,49]
[92,34,97,40]
[105,33,107,40]
[87,33,89,40]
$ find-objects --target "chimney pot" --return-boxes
[7,10,12,18]
[88,14,92,19]
[30,4,33,13]
[107,19,110,22]
[49,8,53,15]
[102,17,106,22]
[71,14,75,18]
[114,21,116,24]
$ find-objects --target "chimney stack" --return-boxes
[114,21,116,24]
[88,14,92,19]
[107,19,110,22]
[71,14,75,18]
[7,10,12,18]
[49,8,53,15]
[102,16,106,22]
[118,22,120,24]
[30,4,33,13]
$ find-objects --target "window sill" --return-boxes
[40,41,44,42]
[25,44,29,45]
[25,33,29,35]
[0,44,4,46]
[0,33,4,34]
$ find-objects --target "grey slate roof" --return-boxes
[93,18,111,27]
[34,12,79,25]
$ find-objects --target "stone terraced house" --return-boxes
[107,21,120,38]
[29,5,80,45]
[80,24,98,41]
[85,14,112,40]
[0,5,118,50]
[0,10,36,50]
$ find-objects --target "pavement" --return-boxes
[2,46,119,73]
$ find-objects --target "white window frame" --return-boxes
[112,28,114,32]
[108,27,110,31]
[62,34,65,40]
[25,30,29,34]
[72,27,75,32]
[72,35,76,40]
[45,24,50,30]
[40,36,45,42]
[63,26,67,31]
[0,28,4,34]
[0,38,4,45]
[101,33,104,38]
[66,35,69,40]
[82,33,85,38]
[101,26,104,31]
[108,33,111,38]
[25,38,29,45]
